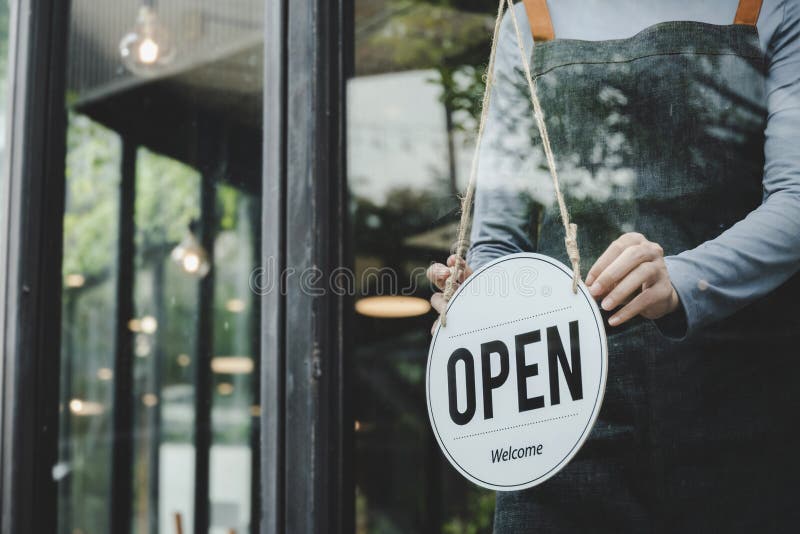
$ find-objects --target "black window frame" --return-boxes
[0,0,71,532]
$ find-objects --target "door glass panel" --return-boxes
[208,182,259,533]
[349,1,495,532]
[58,1,263,533]
[59,114,122,534]
[131,148,201,534]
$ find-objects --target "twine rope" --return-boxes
[440,0,581,327]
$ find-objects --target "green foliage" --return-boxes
[135,147,200,253]
[218,185,240,230]
[356,1,491,75]
[442,488,495,534]
[393,359,424,385]
[435,64,486,133]
[62,114,122,279]
[62,117,203,281]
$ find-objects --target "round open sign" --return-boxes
[427,253,607,491]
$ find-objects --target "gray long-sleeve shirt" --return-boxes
[468,0,800,338]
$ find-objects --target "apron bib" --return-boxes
[495,1,800,531]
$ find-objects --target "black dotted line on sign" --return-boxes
[447,305,573,339]
[452,413,579,441]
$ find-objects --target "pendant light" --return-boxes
[171,220,211,278]
[119,0,176,76]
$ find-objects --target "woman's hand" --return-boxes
[427,254,473,334]
[585,232,679,327]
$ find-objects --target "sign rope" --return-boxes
[441,0,581,327]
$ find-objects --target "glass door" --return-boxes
[56,1,264,533]
[347,1,497,532]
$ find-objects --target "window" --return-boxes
[348,1,496,532]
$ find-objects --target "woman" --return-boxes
[428,0,800,531]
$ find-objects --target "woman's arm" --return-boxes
[659,0,800,338]
[590,0,800,338]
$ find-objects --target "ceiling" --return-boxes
[68,0,491,170]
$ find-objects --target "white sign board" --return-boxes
[427,253,607,491]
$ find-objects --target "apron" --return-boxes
[494,1,800,531]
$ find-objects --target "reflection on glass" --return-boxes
[349,1,496,532]
[59,1,263,533]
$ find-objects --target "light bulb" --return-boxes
[140,315,158,334]
[182,253,201,273]
[171,228,211,278]
[138,38,160,64]
[119,5,176,76]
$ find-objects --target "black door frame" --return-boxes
[261,0,353,532]
[0,0,71,533]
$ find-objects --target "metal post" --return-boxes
[282,0,351,531]
[260,0,287,532]
[110,138,137,534]
[148,257,166,534]
[0,0,71,531]
[249,200,262,534]
[58,295,77,534]
[193,166,216,534]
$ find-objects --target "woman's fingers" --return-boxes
[447,254,474,280]
[430,292,446,314]
[428,258,474,336]
[429,293,446,334]
[585,232,645,287]
[599,262,659,311]
[427,256,474,291]
[430,319,439,336]
[585,232,677,326]
[589,240,662,298]
[608,281,672,326]
[426,263,451,290]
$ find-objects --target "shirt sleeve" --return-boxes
[468,3,539,270]
[663,0,800,339]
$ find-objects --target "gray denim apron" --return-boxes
[493,5,800,533]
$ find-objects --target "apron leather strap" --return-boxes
[523,0,555,41]
[521,1,760,39]
[734,0,763,25]
[522,0,758,39]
